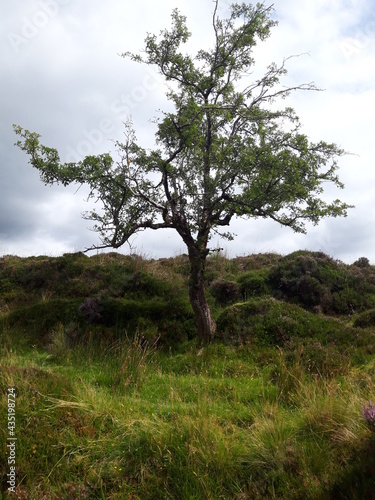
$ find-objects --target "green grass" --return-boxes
[1,328,375,499]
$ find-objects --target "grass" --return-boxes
[1,328,375,499]
[1,251,375,498]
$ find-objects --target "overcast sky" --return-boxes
[1,0,374,263]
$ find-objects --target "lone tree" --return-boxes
[14,1,351,345]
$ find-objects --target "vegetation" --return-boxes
[14,0,352,344]
[1,250,375,498]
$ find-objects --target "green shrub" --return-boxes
[216,298,357,347]
[99,296,194,344]
[216,298,302,345]
[209,279,241,304]
[353,309,375,329]
[121,271,172,298]
[4,299,82,342]
[270,251,375,314]
[237,270,271,299]
[353,257,370,268]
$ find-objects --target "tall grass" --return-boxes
[99,333,157,392]
[1,330,374,499]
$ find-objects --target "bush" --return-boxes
[5,299,82,341]
[353,309,375,329]
[99,296,194,344]
[237,270,271,300]
[209,279,241,304]
[353,257,370,268]
[216,298,358,347]
[121,271,172,298]
[270,251,375,315]
[217,298,304,345]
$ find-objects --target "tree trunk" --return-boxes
[187,247,216,345]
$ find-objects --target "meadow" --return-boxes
[1,250,375,499]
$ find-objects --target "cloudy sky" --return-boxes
[1,0,374,263]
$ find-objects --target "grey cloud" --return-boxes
[1,0,374,262]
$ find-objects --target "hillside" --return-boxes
[1,250,375,498]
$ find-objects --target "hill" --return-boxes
[1,250,375,498]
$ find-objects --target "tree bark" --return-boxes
[187,247,216,345]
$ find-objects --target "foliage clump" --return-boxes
[270,251,375,314]
[353,308,375,329]
[217,297,358,347]
[353,256,370,268]
[237,270,271,300]
[209,279,241,305]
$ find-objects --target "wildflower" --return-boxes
[362,400,375,429]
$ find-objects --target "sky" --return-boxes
[1,0,374,263]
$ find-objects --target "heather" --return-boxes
[1,250,375,498]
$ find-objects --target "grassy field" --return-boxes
[1,251,375,498]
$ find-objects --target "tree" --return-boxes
[14,1,352,345]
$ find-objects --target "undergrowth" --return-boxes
[0,251,375,498]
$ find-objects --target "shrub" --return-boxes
[353,257,370,268]
[216,298,303,345]
[78,297,103,323]
[5,299,82,341]
[121,271,172,298]
[353,309,375,329]
[99,297,194,344]
[216,298,358,347]
[270,251,375,315]
[209,279,241,304]
[237,270,271,300]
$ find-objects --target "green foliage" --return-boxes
[270,251,375,314]
[353,308,375,329]
[13,3,352,244]
[0,253,195,347]
[4,298,82,341]
[13,2,353,344]
[237,269,271,299]
[99,296,193,343]
[120,270,173,298]
[217,297,359,347]
[209,278,241,304]
[353,256,370,268]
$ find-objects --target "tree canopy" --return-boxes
[14,1,352,344]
